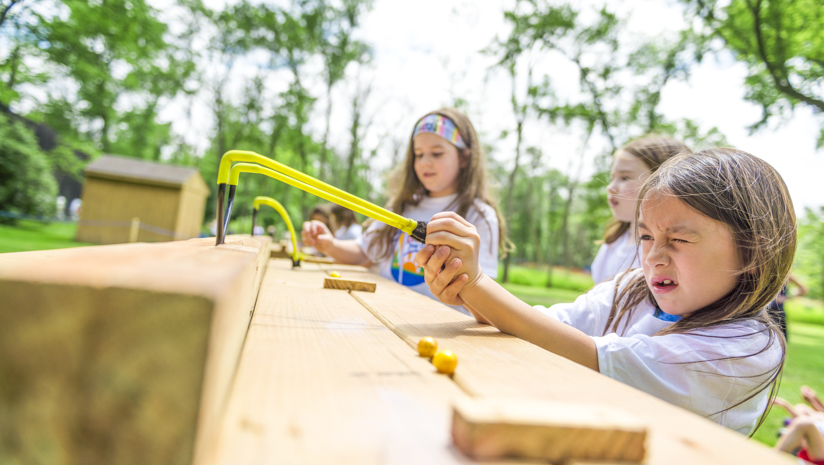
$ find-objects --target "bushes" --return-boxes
[0,113,57,223]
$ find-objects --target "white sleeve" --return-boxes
[593,327,782,434]
[534,279,616,336]
[356,220,391,264]
[590,242,609,284]
[466,201,499,279]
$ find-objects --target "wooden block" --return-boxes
[301,255,334,264]
[0,235,270,465]
[452,397,647,463]
[323,277,376,292]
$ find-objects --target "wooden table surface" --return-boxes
[204,257,796,465]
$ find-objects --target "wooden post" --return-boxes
[129,217,140,243]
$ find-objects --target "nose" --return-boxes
[644,240,670,268]
[606,178,618,195]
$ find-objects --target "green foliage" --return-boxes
[796,207,824,299]
[684,0,824,145]
[0,113,57,223]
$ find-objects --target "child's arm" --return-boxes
[301,220,373,266]
[417,212,598,371]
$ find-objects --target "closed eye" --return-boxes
[672,238,690,244]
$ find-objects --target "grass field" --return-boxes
[2,224,821,446]
[0,219,92,253]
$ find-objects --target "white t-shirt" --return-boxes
[591,229,641,284]
[334,223,363,240]
[357,193,499,315]
[535,270,783,435]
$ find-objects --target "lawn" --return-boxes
[0,219,92,254]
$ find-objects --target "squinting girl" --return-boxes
[417,148,793,434]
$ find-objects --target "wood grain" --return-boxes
[207,261,477,465]
[0,235,269,465]
[323,277,377,292]
[346,271,796,465]
[452,398,646,463]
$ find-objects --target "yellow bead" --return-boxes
[330,271,341,278]
[417,337,438,358]
[432,350,458,375]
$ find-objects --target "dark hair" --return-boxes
[604,148,794,434]
[369,107,510,260]
[604,136,692,244]
[331,205,358,228]
[309,205,331,228]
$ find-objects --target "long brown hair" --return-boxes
[369,108,509,260]
[604,136,692,244]
[603,148,795,433]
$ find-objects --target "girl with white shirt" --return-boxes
[592,137,692,284]
[331,206,363,240]
[417,148,793,436]
[302,108,507,316]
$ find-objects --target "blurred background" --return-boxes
[1,0,822,447]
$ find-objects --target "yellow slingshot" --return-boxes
[215,150,427,247]
[251,196,303,266]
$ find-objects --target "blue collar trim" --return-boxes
[654,307,682,322]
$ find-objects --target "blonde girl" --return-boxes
[592,136,692,284]
[302,108,507,315]
[417,148,793,434]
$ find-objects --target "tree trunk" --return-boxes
[320,79,333,181]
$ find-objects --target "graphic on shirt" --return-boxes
[390,232,426,286]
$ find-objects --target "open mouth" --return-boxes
[651,277,678,293]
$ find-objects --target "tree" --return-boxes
[0,112,57,222]
[797,207,824,300]
[685,0,824,147]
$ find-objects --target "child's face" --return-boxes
[607,151,652,223]
[638,194,741,316]
[413,132,463,198]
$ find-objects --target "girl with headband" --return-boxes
[302,108,508,316]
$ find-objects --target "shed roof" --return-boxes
[85,155,203,188]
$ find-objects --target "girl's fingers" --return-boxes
[431,258,462,293]
[426,217,477,238]
[423,246,450,281]
[430,211,473,227]
[414,245,436,267]
[425,230,473,251]
[442,273,469,304]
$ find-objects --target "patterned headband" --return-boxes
[412,114,468,149]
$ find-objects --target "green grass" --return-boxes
[752,322,824,446]
[498,263,595,292]
[0,219,92,254]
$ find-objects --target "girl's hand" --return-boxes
[301,220,334,253]
[421,211,483,289]
[415,244,469,306]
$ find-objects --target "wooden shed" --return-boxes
[76,155,210,244]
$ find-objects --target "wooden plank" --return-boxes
[347,271,796,465]
[0,235,270,465]
[452,398,647,463]
[323,277,377,292]
[207,261,490,465]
